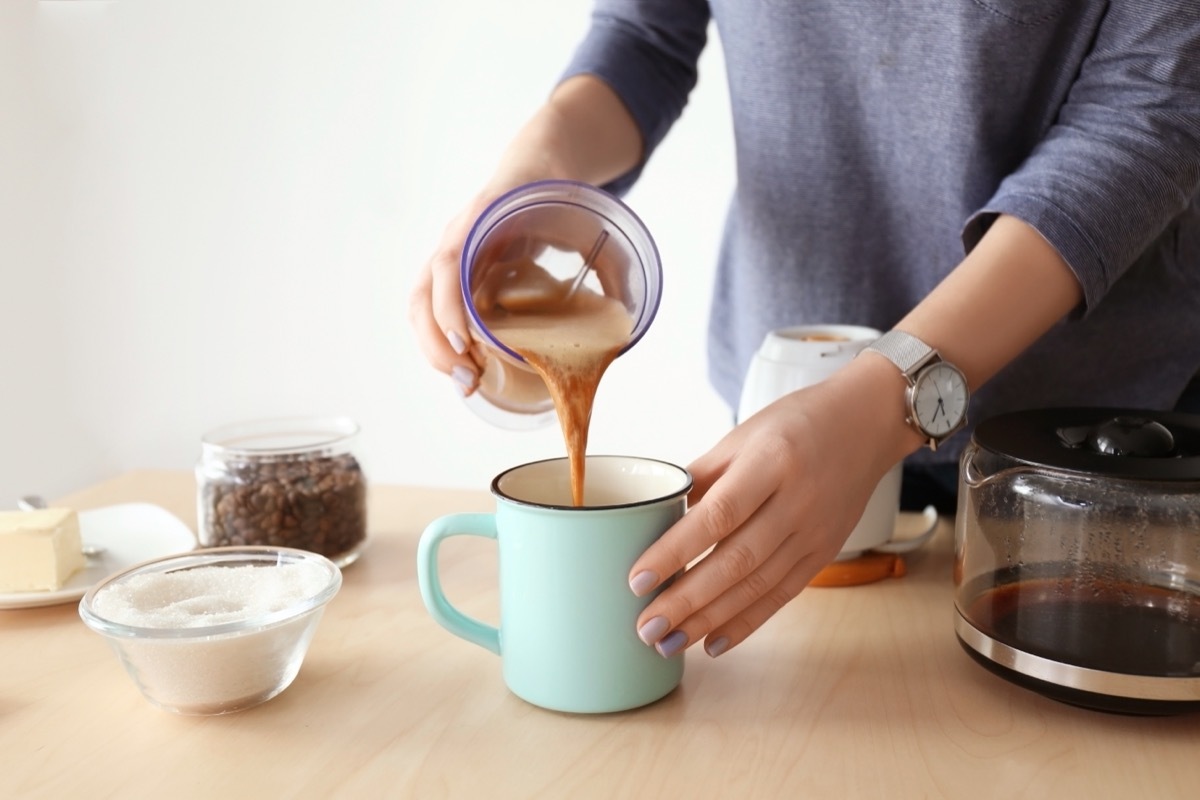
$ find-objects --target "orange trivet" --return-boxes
[809,552,907,587]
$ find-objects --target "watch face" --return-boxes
[911,362,969,438]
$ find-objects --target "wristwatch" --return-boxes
[862,330,970,451]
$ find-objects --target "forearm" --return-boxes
[837,214,1085,467]
[483,74,644,194]
[899,214,1083,389]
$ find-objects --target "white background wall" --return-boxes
[0,1,735,503]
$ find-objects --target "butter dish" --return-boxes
[0,503,196,610]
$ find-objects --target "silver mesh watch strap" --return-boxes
[863,330,936,377]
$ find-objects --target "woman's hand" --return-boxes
[628,355,922,658]
[408,191,502,398]
[407,75,645,398]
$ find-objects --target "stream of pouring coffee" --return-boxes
[474,255,634,506]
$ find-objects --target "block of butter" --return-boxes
[0,508,86,592]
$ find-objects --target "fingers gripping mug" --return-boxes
[417,456,690,713]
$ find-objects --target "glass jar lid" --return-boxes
[200,416,359,460]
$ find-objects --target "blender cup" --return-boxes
[460,180,662,429]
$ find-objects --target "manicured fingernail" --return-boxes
[451,365,477,391]
[655,630,688,659]
[705,636,730,658]
[637,616,670,645]
[447,330,468,355]
[629,570,658,597]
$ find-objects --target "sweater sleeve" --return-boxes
[963,2,1200,314]
[558,0,712,195]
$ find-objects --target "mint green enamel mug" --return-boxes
[417,455,691,714]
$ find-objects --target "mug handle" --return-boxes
[417,513,501,655]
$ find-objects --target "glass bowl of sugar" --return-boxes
[79,546,342,715]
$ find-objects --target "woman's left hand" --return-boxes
[627,356,920,658]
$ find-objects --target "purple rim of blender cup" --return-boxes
[459,179,663,364]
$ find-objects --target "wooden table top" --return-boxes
[2,469,1197,799]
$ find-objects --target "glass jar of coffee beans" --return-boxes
[196,417,368,566]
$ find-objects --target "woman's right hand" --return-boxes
[408,190,503,398]
[406,75,646,398]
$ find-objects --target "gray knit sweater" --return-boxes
[562,0,1200,465]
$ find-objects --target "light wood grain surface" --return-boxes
[2,470,1197,799]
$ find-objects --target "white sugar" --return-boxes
[93,562,329,628]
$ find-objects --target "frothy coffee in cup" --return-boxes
[474,256,634,506]
[786,332,851,343]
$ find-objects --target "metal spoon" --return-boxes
[17,494,106,557]
[563,229,610,301]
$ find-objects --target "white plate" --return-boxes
[0,503,197,609]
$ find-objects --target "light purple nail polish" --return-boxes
[637,616,670,645]
[447,330,468,355]
[629,570,658,597]
[705,636,730,658]
[655,630,688,659]
[451,365,477,390]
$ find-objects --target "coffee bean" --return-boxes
[198,451,366,563]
